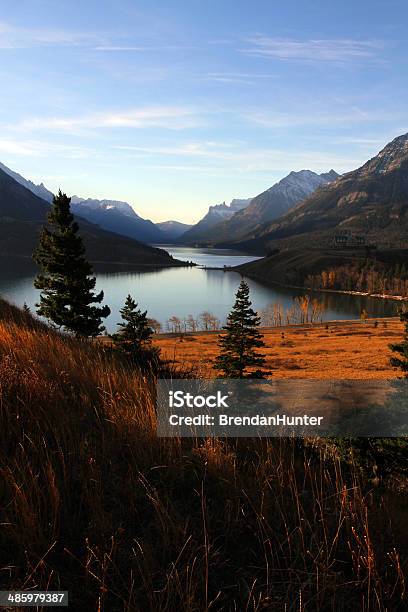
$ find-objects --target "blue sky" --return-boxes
[0,0,407,223]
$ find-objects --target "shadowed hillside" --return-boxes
[0,168,184,267]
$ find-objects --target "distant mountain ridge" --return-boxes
[70,196,165,243]
[0,163,189,244]
[179,170,339,245]
[179,197,252,243]
[71,196,140,218]
[237,169,339,229]
[156,220,193,240]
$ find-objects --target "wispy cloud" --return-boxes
[0,138,92,159]
[332,136,392,146]
[206,71,276,84]
[241,36,384,63]
[0,21,197,54]
[116,141,241,158]
[12,107,201,132]
[245,107,400,129]
[94,44,197,52]
[0,21,100,49]
[115,140,363,174]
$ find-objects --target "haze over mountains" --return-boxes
[156,220,193,240]
[178,170,339,245]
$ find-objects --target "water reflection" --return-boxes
[0,250,400,333]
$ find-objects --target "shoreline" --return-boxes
[152,316,400,338]
[3,253,193,271]
[233,268,408,303]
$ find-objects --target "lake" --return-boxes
[0,247,400,333]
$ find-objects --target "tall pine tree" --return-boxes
[34,190,110,337]
[214,280,268,378]
[112,294,159,366]
[390,308,408,376]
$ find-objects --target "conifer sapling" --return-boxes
[113,294,159,365]
[214,280,268,378]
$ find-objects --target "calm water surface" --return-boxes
[0,247,400,333]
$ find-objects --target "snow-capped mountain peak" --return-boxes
[70,196,141,219]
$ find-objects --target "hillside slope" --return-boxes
[0,300,405,610]
[0,161,182,245]
[0,168,183,267]
[234,134,408,253]
[0,160,54,202]
[183,170,338,246]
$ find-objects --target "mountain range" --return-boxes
[179,198,252,243]
[0,160,339,251]
[156,220,193,240]
[238,132,408,286]
[0,162,189,245]
[237,133,408,253]
[178,170,339,245]
[2,131,408,275]
[70,196,166,243]
[0,167,183,268]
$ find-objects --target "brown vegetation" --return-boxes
[0,302,406,610]
[307,263,408,297]
[154,318,404,379]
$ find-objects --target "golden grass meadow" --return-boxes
[153,318,404,379]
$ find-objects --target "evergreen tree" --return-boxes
[214,280,268,378]
[34,190,110,337]
[113,295,159,365]
[390,309,408,376]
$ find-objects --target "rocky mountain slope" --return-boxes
[179,198,252,243]
[0,168,183,267]
[235,133,408,253]
[180,171,338,245]
[0,161,54,203]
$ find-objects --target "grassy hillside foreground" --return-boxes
[0,300,407,610]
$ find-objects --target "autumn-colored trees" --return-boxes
[306,262,408,297]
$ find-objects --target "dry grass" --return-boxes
[154,318,404,379]
[0,303,407,611]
